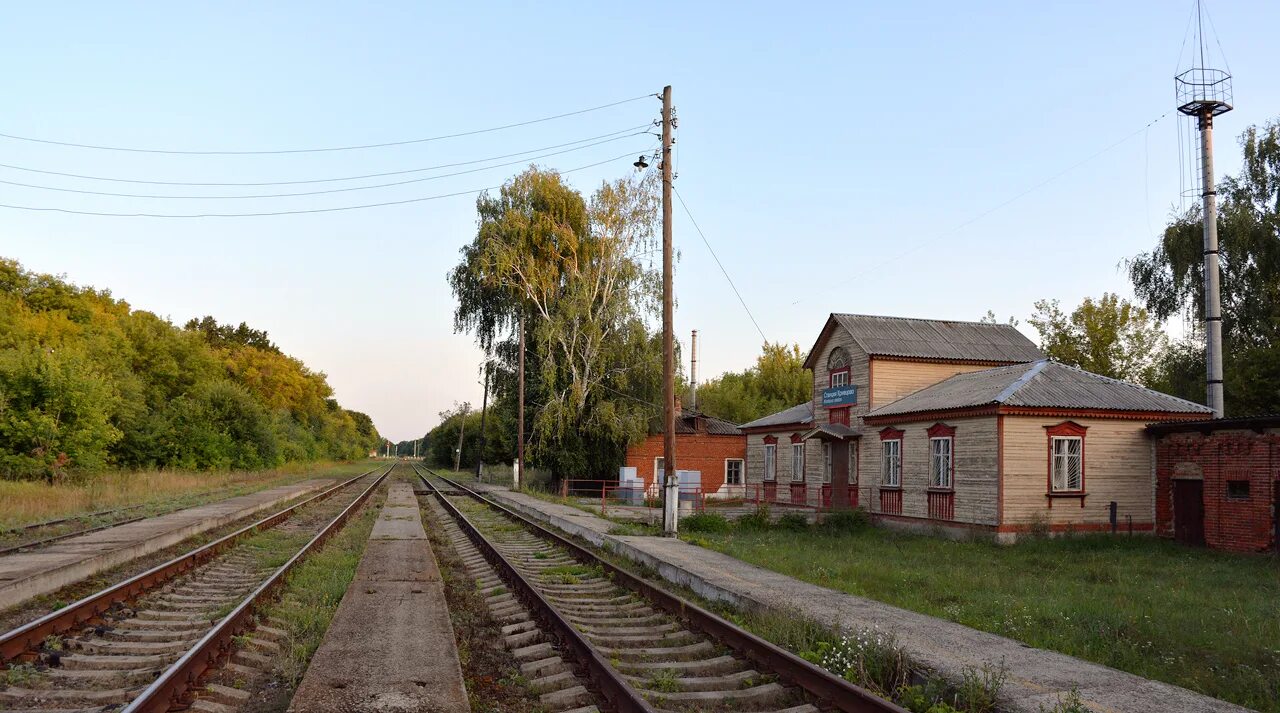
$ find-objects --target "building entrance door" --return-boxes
[830,440,850,511]
[1173,478,1205,546]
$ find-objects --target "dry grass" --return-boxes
[0,460,376,530]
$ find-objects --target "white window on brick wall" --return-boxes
[1051,437,1083,492]
[725,459,743,485]
[764,444,776,481]
[654,457,665,483]
[791,443,805,481]
[822,442,832,483]
[882,439,901,486]
[929,437,953,488]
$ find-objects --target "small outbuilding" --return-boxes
[622,408,745,498]
[1147,415,1280,552]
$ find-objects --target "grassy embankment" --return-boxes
[683,515,1280,712]
[0,460,380,534]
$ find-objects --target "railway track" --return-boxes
[0,463,392,713]
[417,466,907,713]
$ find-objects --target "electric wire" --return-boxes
[0,151,640,218]
[0,132,648,200]
[0,125,651,187]
[0,94,654,155]
[672,184,769,344]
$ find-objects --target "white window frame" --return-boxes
[763,444,776,481]
[654,456,665,483]
[725,458,744,486]
[882,439,901,487]
[1050,436,1083,492]
[791,443,805,482]
[830,370,850,388]
[929,437,953,489]
[822,442,833,483]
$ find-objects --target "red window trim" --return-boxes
[1044,420,1087,507]
[828,366,851,388]
[926,422,955,489]
[879,426,904,441]
[790,432,805,444]
[763,434,778,445]
[829,407,851,427]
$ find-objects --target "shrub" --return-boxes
[681,512,731,533]
[776,512,811,532]
[800,628,912,698]
[736,503,772,530]
[818,508,869,534]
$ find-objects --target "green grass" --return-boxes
[257,489,384,687]
[687,527,1280,711]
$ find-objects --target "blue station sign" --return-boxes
[821,385,858,407]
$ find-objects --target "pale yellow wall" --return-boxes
[857,416,999,525]
[870,359,996,410]
[1002,416,1154,527]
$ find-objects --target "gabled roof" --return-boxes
[656,409,742,436]
[740,402,814,431]
[866,360,1213,419]
[802,313,1044,369]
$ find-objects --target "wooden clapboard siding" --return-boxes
[1001,416,1154,527]
[858,415,999,525]
[812,330,870,423]
[869,358,996,410]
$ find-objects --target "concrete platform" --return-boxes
[0,479,331,611]
[472,483,1247,713]
[288,482,468,713]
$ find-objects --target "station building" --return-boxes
[743,314,1212,541]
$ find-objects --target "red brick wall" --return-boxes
[1154,429,1279,553]
[624,433,746,493]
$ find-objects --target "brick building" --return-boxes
[623,409,745,498]
[1148,416,1280,552]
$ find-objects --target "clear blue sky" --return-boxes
[3,1,1277,441]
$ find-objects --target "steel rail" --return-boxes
[425,468,908,713]
[122,463,392,713]
[418,466,659,713]
[0,464,389,663]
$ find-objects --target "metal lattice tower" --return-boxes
[1175,0,1232,418]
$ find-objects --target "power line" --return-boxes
[0,125,651,186]
[0,133,649,200]
[0,151,638,218]
[0,94,655,155]
[672,184,769,344]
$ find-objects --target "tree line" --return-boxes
[0,259,381,481]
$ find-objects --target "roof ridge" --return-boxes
[831,312,1023,329]
[994,359,1050,403]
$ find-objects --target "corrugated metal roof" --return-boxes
[866,360,1213,418]
[667,409,742,436]
[801,423,863,441]
[740,402,814,430]
[832,313,1045,363]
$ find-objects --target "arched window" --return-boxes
[827,347,851,389]
[827,347,850,371]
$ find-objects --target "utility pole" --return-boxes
[517,314,526,491]
[690,329,699,411]
[476,362,490,480]
[454,405,469,472]
[660,85,679,536]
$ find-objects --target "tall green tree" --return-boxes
[697,342,810,424]
[448,167,663,477]
[1027,293,1167,385]
[1127,117,1280,414]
